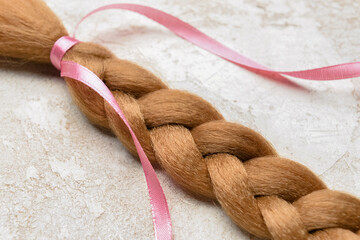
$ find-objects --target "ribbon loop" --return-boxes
[50,36,79,70]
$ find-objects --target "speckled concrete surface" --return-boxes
[0,0,359,239]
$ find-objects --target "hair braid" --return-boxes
[0,0,359,239]
[62,42,360,239]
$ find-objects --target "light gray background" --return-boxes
[0,0,359,239]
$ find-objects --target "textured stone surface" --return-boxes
[0,0,359,239]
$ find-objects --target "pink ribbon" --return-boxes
[51,4,360,240]
[50,36,172,240]
[74,4,360,83]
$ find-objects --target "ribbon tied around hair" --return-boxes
[50,4,360,240]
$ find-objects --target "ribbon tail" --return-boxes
[73,3,360,82]
[60,60,172,240]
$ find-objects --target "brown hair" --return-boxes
[1,0,359,239]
